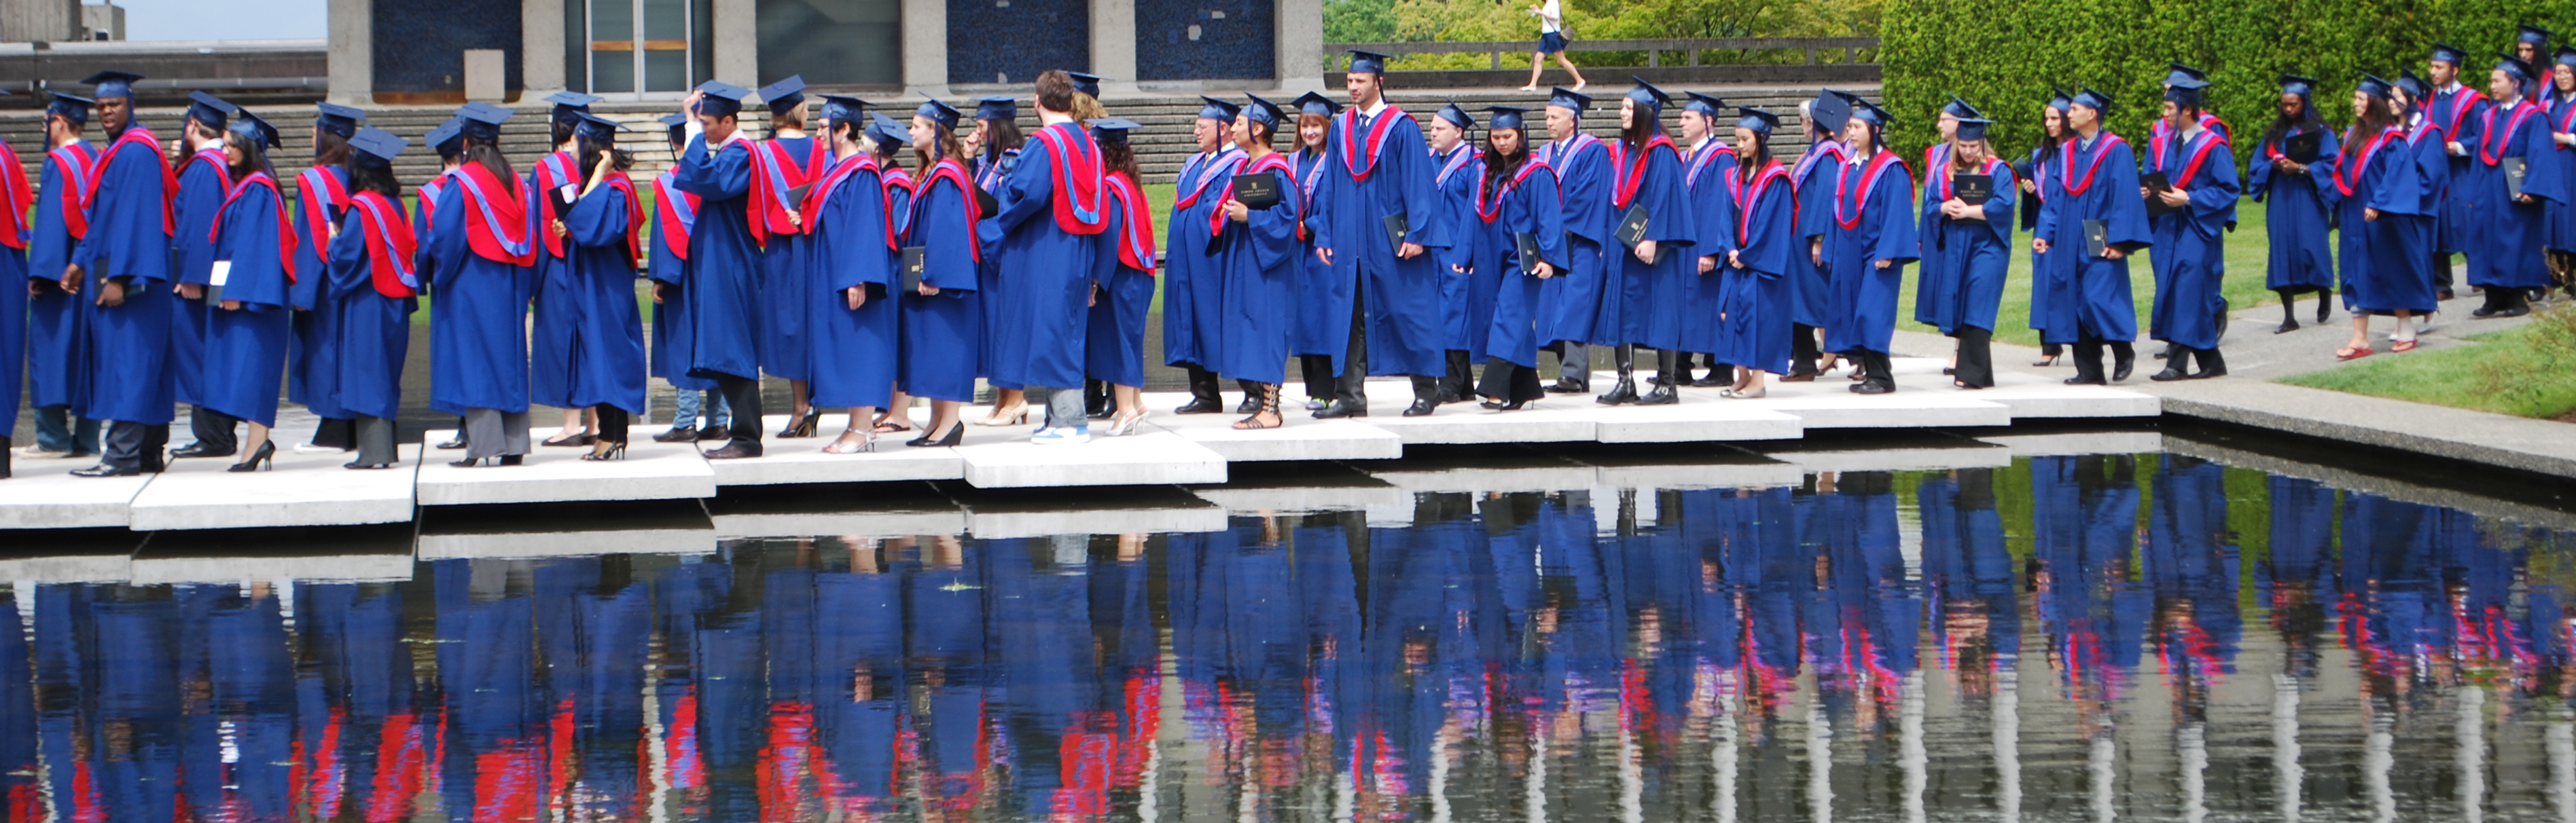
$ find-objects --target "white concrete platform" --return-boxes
[962,489,1230,538]
[127,445,421,531]
[1588,399,1805,443]
[948,406,1228,488]
[0,458,151,529]
[1137,393,1405,462]
[1751,442,2017,473]
[130,552,414,584]
[414,427,717,505]
[702,413,966,487]
[0,552,135,583]
[1571,454,1808,490]
[1977,431,2166,456]
[712,505,971,539]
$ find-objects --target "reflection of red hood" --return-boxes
[472,742,543,823]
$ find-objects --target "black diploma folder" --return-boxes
[2505,156,2530,200]
[1515,232,1543,274]
[1952,172,1994,206]
[551,183,579,216]
[785,183,810,208]
[2140,170,2177,218]
[2082,219,2109,259]
[900,246,927,293]
[2284,130,2323,164]
[1230,173,1281,210]
[1382,211,1409,252]
[204,259,231,306]
[1614,204,1650,249]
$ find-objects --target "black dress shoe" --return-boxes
[1852,379,1895,395]
[2111,352,2135,382]
[1403,399,1437,416]
[1175,397,1223,414]
[2149,364,2193,382]
[696,424,731,442]
[653,426,699,443]
[2064,375,2107,386]
[434,435,467,450]
[169,443,231,459]
[1234,395,1259,414]
[1594,378,1638,405]
[70,464,139,477]
[1313,401,1367,419]
[1484,399,1528,411]
[1636,384,1679,405]
[703,441,764,460]
[2274,320,2300,335]
[2492,305,2530,318]
[1544,380,1588,394]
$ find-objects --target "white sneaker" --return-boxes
[293,443,348,454]
[14,444,72,459]
[1030,426,1090,445]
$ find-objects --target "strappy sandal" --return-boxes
[1232,384,1284,430]
[823,430,876,454]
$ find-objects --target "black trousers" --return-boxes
[1846,349,1893,385]
[1791,323,1821,374]
[102,420,169,472]
[189,406,239,454]
[714,373,764,448]
[1952,327,1994,388]
[2070,331,2130,382]
[1299,354,1336,401]
[1475,356,1544,402]
[309,416,355,450]
[352,414,399,467]
[1333,287,1372,407]
[1436,350,1475,400]
[596,405,630,444]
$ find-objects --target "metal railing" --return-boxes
[1325,37,1878,71]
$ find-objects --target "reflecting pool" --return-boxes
[7,435,2576,822]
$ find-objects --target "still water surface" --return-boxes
[7,445,2576,822]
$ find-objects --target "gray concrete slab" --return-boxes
[128,444,421,530]
[949,409,1228,488]
[1138,393,1405,462]
[415,426,717,505]
[702,413,966,487]
[0,458,149,528]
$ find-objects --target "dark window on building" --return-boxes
[946,0,1087,85]
[1137,0,1272,80]
[759,0,903,87]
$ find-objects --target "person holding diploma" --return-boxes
[1537,86,1611,393]
[802,94,899,455]
[2253,75,2338,332]
[896,98,983,447]
[2031,86,2150,386]
[2465,54,2564,318]
[1427,99,1484,404]
[1165,96,1244,415]
[2543,47,2576,297]
[2426,43,2486,301]
[1783,92,1848,381]
[2020,88,2072,366]
[167,92,236,460]
[1469,106,1564,409]
[527,90,600,447]
[1820,94,1915,395]
[2145,73,2239,382]
[546,113,649,461]
[2329,75,2431,359]
[423,103,537,467]
[325,127,421,471]
[197,112,291,472]
[1313,50,1450,418]
[1920,117,2016,388]
[1586,77,1696,407]
[1086,117,1159,436]
[1212,95,1302,430]
[1717,107,1797,398]
[60,71,177,478]
[1287,92,1341,409]
[1912,95,1978,369]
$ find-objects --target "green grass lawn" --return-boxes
[2276,306,2576,419]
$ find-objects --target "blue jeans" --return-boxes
[34,405,101,455]
[672,388,732,428]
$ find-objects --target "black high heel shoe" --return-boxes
[581,441,628,461]
[226,441,276,473]
[778,408,821,439]
[906,421,965,447]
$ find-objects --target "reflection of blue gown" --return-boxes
[2147,456,2242,674]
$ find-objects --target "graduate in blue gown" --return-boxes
[979,71,1109,443]
[2467,54,2566,318]
[2020,90,2073,365]
[24,92,99,460]
[287,101,365,455]
[1717,107,1798,393]
[673,81,770,458]
[1675,92,1738,384]
[547,113,649,458]
[2251,76,2340,332]
[1212,94,1304,428]
[2033,86,2151,386]
[2545,47,2576,295]
[756,79,829,437]
[1471,106,1567,407]
[168,92,237,459]
[2329,75,2435,358]
[1313,50,1451,418]
[645,113,730,443]
[1427,99,1486,402]
[2426,44,2488,300]
[1911,95,1974,370]
[1086,117,1160,435]
[802,95,899,454]
[64,70,178,477]
[1918,117,2016,388]
[197,113,295,471]
[0,94,31,477]
[1164,96,1245,414]
[971,96,1029,423]
[425,103,537,466]
[1534,86,1611,393]
[527,90,599,445]
[1286,92,1344,407]
[1820,94,1916,394]
[897,98,984,445]
[1592,79,1698,405]
[1787,94,1848,379]
[2145,73,2240,382]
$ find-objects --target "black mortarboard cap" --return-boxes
[1435,97,1473,129]
[2071,86,2114,115]
[1805,90,1849,133]
[455,100,514,140]
[80,70,141,99]
[1548,86,1592,113]
[1485,105,1529,130]
[1196,95,1240,122]
[185,91,233,131]
[573,111,626,145]
[1954,116,1994,141]
[1736,106,1779,134]
[315,101,365,138]
[1683,92,1725,117]
[2522,24,2555,45]
[543,90,601,125]
[1091,116,1140,146]
[350,126,406,167]
[975,95,1016,122]
[1942,94,1982,119]
[2431,43,2470,65]
[1625,76,1670,115]
[1245,93,1287,128]
[1292,90,1341,117]
[656,112,687,145]
[228,111,279,151]
[1346,49,1391,75]
[694,80,754,118]
[759,75,806,115]
[1067,71,1103,98]
[48,92,92,124]
[2278,74,2319,96]
[918,97,962,131]
[429,116,466,157]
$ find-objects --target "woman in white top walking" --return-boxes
[1519,0,1588,91]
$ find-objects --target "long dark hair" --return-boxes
[916,121,961,172]
[1482,125,1529,198]
[1737,132,1772,181]
[980,117,1023,165]
[462,134,514,187]
[223,129,274,183]
[2261,91,2325,150]
[345,157,401,200]
[2037,105,2069,164]
[314,129,354,165]
[2343,90,2398,160]
[1102,140,1142,186]
[1620,105,1662,151]
[575,136,633,187]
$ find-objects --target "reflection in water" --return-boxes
[4,453,2576,821]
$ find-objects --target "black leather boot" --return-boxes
[1177,367,1223,414]
[2189,346,2228,379]
[1638,350,1680,405]
[1595,345,1639,405]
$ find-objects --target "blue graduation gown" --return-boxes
[2325,126,2437,314]
[978,122,1100,390]
[1538,134,1611,346]
[1911,143,1956,331]
[1918,158,2017,335]
[759,136,817,382]
[2032,131,2152,345]
[526,151,581,409]
[168,151,227,407]
[1678,143,1737,357]
[1789,142,1845,329]
[1429,145,1482,352]
[424,178,531,414]
[1317,106,1448,377]
[974,147,1019,386]
[289,165,348,418]
[1086,179,1155,388]
[1821,149,1918,355]
[71,129,177,425]
[2146,130,2238,349]
[26,142,90,411]
[556,180,647,414]
[323,206,415,424]
[806,156,899,409]
[2466,99,2566,290]
[1599,139,1698,350]
[2251,126,2339,292]
[1213,158,1300,384]
[2428,86,2488,255]
[672,134,763,382]
[2552,96,2576,253]
[1289,148,1338,359]
[645,172,714,391]
[900,166,983,402]
[0,238,19,428]
[1475,162,1568,368]
[201,181,293,426]
[1722,162,1800,375]
[1162,147,1242,371]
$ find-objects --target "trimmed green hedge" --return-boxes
[1880,0,2576,161]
